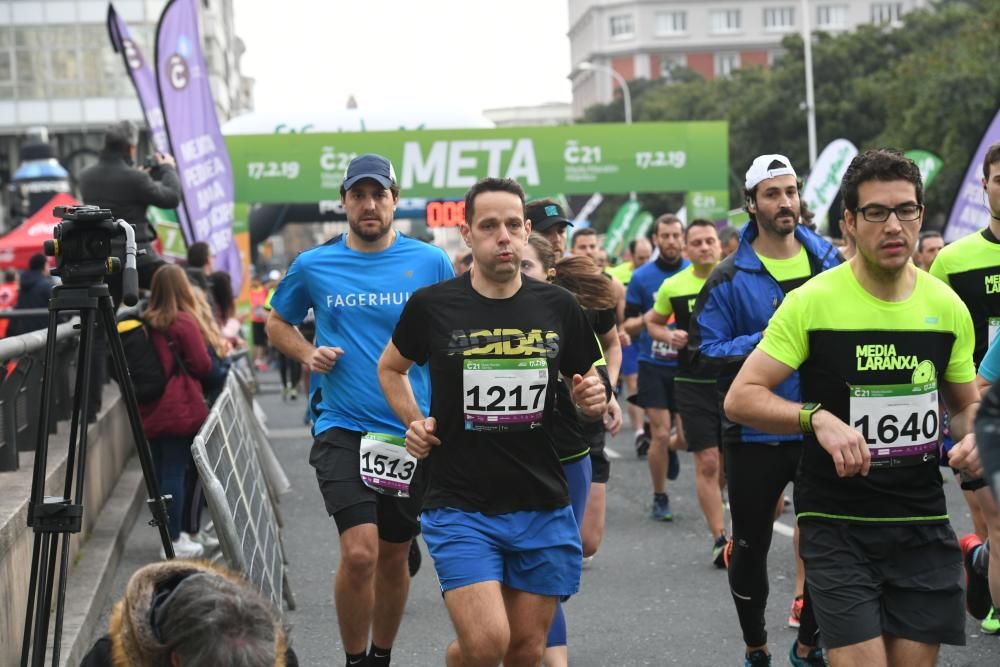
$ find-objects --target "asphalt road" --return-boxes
[93,372,1000,666]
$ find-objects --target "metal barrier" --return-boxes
[191,371,296,610]
[0,320,81,471]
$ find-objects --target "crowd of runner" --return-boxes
[254,147,1000,667]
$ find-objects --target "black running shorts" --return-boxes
[674,379,720,452]
[799,521,965,649]
[635,361,677,411]
[308,427,423,543]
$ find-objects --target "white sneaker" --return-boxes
[162,532,205,560]
[190,529,220,550]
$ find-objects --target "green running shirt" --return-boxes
[929,228,1000,366]
[652,264,711,378]
[757,245,812,293]
[759,262,975,525]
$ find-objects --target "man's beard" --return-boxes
[758,208,797,236]
[350,218,391,243]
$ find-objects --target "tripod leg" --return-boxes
[51,309,97,667]
[21,308,63,667]
[97,297,174,557]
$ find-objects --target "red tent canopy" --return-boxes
[0,192,78,271]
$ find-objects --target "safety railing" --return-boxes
[0,319,81,472]
[190,369,296,611]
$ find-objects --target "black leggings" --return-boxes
[724,442,819,648]
[278,352,301,389]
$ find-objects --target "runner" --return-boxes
[527,197,571,256]
[520,232,621,667]
[266,153,453,667]
[624,214,689,520]
[689,154,838,665]
[609,236,653,451]
[726,147,983,667]
[930,139,1000,632]
[645,219,727,565]
[914,231,943,271]
[378,177,606,667]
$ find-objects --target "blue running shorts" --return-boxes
[621,342,639,376]
[422,506,582,597]
[563,457,592,526]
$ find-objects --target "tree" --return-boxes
[581,0,1000,231]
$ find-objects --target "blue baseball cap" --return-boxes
[342,153,397,191]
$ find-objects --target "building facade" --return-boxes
[0,0,253,225]
[569,0,930,117]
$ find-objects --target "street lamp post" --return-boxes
[800,0,818,167]
[579,61,635,200]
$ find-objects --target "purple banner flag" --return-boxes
[155,0,241,291]
[107,4,190,236]
[945,105,1000,242]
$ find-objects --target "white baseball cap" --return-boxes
[745,154,797,190]
[267,269,281,281]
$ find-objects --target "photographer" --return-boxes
[78,120,181,305]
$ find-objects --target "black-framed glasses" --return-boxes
[855,203,924,223]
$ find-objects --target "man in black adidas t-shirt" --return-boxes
[378,177,606,667]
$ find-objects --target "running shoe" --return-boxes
[959,533,992,620]
[408,539,422,577]
[744,649,771,666]
[788,641,826,666]
[722,537,734,569]
[651,494,673,521]
[712,534,729,569]
[667,449,681,480]
[634,429,650,458]
[982,607,1000,635]
[788,595,804,628]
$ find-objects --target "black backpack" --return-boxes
[117,317,168,405]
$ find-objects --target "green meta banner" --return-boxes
[225,122,729,201]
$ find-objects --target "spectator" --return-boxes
[139,264,213,559]
[7,253,53,336]
[0,269,19,338]
[211,270,245,347]
[80,560,298,666]
[78,120,181,306]
[185,241,216,310]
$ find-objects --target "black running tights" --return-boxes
[724,442,819,649]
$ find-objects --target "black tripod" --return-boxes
[21,209,174,666]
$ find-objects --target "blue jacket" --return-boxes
[688,220,841,445]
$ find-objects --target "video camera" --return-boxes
[43,204,140,305]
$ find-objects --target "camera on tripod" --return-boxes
[44,204,140,306]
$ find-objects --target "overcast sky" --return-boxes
[234,1,573,116]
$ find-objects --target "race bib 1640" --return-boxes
[850,382,939,468]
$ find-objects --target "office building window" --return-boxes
[659,53,688,80]
[609,14,635,39]
[764,7,795,31]
[871,2,903,25]
[711,9,742,34]
[655,11,687,36]
[714,52,740,77]
[817,4,849,28]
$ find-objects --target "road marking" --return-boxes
[268,426,312,439]
[772,520,794,537]
[605,447,621,459]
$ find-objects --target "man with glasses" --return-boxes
[726,148,982,666]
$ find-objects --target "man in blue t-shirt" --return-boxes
[267,153,453,667]
[624,214,689,521]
